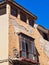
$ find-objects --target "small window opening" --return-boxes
[11,7,18,17]
[20,12,27,22]
[0,6,6,15]
[29,19,34,27]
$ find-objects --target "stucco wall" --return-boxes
[9,15,49,65]
[34,25,49,65]
[0,14,8,65]
[9,15,35,58]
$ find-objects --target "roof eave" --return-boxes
[37,25,49,34]
[0,0,37,20]
[8,0,37,20]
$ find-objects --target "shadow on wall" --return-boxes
[37,25,49,41]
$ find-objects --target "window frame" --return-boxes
[19,34,37,60]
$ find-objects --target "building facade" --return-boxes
[0,0,49,65]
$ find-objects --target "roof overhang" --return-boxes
[0,0,37,20]
[37,25,49,34]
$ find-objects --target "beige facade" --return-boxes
[0,0,49,65]
[34,25,49,65]
[0,14,9,65]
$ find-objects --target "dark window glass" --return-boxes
[0,6,6,15]
[11,7,18,17]
[20,12,27,22]
[29,20,34,27]
[20,37,26,51]
[20,51,26,58]
[21,38,26,51]
[27,41,33,53]
[29,54,35,60]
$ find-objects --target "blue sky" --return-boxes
[14,0,49,29]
